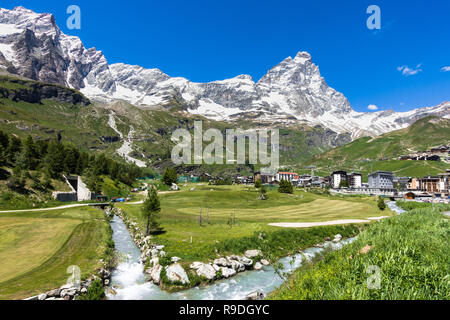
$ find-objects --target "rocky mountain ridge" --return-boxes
[0,6,448,139]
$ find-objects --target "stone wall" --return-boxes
[52,192,78,202]
[52,175,95,202]
[77,176,95,201]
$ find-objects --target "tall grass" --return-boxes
[396,200,450,212]
[269,208,449,300]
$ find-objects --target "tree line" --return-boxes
[0,130,146,194]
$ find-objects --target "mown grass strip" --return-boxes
[0,220,109,300]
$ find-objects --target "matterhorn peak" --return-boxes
[234,74,254,81]
[13,6,34,13]
[294,51,312,64]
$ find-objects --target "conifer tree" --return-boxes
[142,187,162,235]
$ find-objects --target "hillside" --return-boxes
[300,117,450,178]
[0,75,352,175]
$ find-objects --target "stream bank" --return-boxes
[107,212,357,300]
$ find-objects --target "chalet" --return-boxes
[410,176,441,193]
[431,145,450,155]
[393,176,411,191]
[276,172,298,182]
[254,170,277,184]
[438,170,450,192]
[418,155,441,161]
[405,192,416,200]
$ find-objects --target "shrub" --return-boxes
[77,280,105,300]
[278,180,293,194]
[162,168,177,186]
[377,196,386,211]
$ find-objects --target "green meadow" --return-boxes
[0,206,111,300]
[118,185,391,262]
[269,206,450,300]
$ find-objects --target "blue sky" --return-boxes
[4,0,450,112]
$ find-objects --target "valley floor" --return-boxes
[117,184,392,263]
[0,184,393,299]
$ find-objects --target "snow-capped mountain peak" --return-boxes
[0,6,448,139]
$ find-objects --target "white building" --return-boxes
[331,171,347,188]
[348,173,362,188]
[277,172,298,182]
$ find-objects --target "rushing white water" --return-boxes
[107,111,147,168]
[387,201,407,215]
[107,215,356,300]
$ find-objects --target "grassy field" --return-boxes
[0,206,111,300]
[118,185,391,262]
[269,207,450,300]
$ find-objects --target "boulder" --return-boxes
[190,262,204,270]
[60,288,77,298]
[246,291,265,300]
[254,262,263,270]
[80,287,88,294]
[244,250,262,258]
[150,264,162,284]
[46,289,61,297]
[171,256,182,263]
[165,264,190,285]
[229,260,245,272]
[333,234,343,243]
[38,293,47,301]
[155,245,165,250]
[212,264,221,272]
[240,257,253,268]
[196,264,216,280]
[151,249,159,257]
[150,257,159,267]
[60,283,76,290]
[159,250,166,257]
[228,255,240,261]
[170,183,179,191]
[260,259,270,266]
[213,258,228,267]
[220,267,237,278]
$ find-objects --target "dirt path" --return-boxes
[0,203,91,214]
[269,216,390,228]
[0,190,176,213]
[123,191,174,205]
